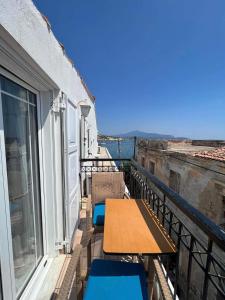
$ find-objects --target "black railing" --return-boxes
[80,158,225,300]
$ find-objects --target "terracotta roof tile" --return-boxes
[192,147,225,162]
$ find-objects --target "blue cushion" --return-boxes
[93,203,105,225]
[84,259,148,300]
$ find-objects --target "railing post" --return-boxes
[130,167,134,197]
[186,235,194,300]
[173,222,182,300]
[202,239,213,299]
[162,194,166,227]
[156,196,160,218]
[168,211,173,236]
[152,193,156,211]
[80,159,225,299]
[141,179,144,200]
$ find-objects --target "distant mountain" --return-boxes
[115,130,187,140]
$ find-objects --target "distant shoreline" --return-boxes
[98,136,125,141]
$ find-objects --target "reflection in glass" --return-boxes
[0,76,43,295]
[0,268,3,300]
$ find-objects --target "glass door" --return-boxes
[0,268,2,300]
[0,75,43,296]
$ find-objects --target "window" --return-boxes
[0,268,2,300]
[169,170,181,193]
[141,156,145,167]
[0,75,43,295]
[219,195,225,230]
[149,161,155,174]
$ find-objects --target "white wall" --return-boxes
[0,0,94,105]
[0,0,98,231]
[0,1,98,299]
[0,0,98,146]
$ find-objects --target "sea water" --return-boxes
[98,139,135,159]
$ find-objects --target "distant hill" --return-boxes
[115,130,187,140]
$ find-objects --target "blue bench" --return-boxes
[84,259,148,300]
[93,203,105,226]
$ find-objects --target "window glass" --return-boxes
[0,268,2,300]
[1,76,43,295]
[28,90,36,105]
[1,75,27,100]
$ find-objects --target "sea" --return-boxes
[98,139,135,159]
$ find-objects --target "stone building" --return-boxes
[137,139,225,299]
[137,139,225,228]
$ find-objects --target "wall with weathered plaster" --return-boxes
[137,141,225,226]
[137,140,225,299]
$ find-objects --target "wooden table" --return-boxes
[103,198,176,255]
[103,199,176,299]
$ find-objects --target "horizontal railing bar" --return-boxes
[80,157,225,297]
[208,273,225,279]
[180,234,192,237]
[80,158,225,251]
[131,159,225,251]
[80,158,131,162]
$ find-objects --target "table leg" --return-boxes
[144,256,149,271]
[147,256,155,300]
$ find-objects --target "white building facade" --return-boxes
[0,1,98,299]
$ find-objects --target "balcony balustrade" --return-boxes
[80,158,225,300]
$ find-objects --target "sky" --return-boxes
[33,0,225,139]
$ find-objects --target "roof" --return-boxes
[192,147,225,162]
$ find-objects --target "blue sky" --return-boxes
[34,0,225,139]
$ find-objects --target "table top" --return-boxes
[103,199,176,255]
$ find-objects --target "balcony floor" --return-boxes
[52,197,173,300]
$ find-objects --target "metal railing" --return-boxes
[80,158,225,300]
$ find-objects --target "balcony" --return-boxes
[56,157,225,300]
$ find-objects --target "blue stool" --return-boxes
[93,203,105,226]
[84,259,148,300]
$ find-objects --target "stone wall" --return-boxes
[137,140,225,226]
[137,139,225,299]
[192,140,225,147]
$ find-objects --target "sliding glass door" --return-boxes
[0,75,43,295]
[0,269,2,300]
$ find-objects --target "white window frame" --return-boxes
[0,68,50,300]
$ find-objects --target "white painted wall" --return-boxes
[0,1,98,299]
[0,0,94,106]
[0,0,98,150]
[0,0,98,231]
